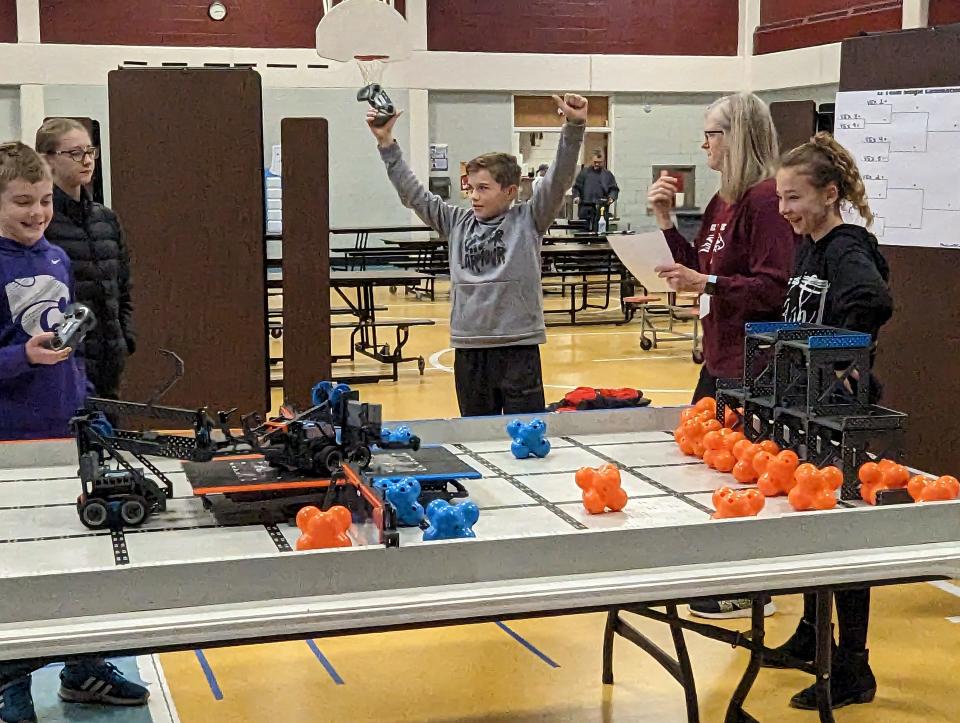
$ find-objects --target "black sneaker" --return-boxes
[0,676,36,723]
[762,618,836,669]
[58,660,149,706]
[688,596,776,620]
[790,649,877,710]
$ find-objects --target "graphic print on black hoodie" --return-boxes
[782,223,892,340]
[460,227,506,274]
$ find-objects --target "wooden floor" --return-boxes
[160,283,960,722]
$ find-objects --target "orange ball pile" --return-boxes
[673,397,737,459]
[906,474,960,503]
[858,459,910,505]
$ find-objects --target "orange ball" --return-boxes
[713,449,736,473]
[732,459,757,484]
[722,431,746,451]
[692,442,706,459]
[793,463,819,486]
[678,436,696,456]
[703,449,719,469]
[859,461,882,486]
[702,419,722,434]
[703,431,725,451]
[752,450,774,476]
[759,440,780,455]
[732,439,754,460]
[694,397,717,415]
[821,466,843,491]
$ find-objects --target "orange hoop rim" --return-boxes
[354,54,390,62]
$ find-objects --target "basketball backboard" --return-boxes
[316,0,413,63]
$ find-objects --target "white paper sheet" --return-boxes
[608,231,676,293]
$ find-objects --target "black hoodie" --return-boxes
[783,223,892,341]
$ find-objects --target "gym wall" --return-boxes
[755,0,904,54]
[262,87,413,228]
[428,92,513,208]
[39,1,405,47]
[611,94,717,233]
[930,0,960,24]
[0,87,19,141]
[0,0,13,43]
[427,0,739,56]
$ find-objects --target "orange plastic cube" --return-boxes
[788,464,843,511]
[757,450,800,497]
[575,464,628,514]
[295,505,352,550]
[712,487,765,519]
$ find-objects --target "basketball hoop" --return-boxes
[354,54,389,87]
[317,0,410,127]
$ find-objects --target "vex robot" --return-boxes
[715,322,906,500]
[71,355,420,529]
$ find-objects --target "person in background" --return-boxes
[573,150,618,231]
[647,91,798,620]
[764,132,892,712]
[531,163,548,196]
[0,141,150,723]
[36,118,135,399]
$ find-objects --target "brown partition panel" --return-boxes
[840,27,960,474]
[281,118,331,409]
[108,68,268,418]
[769,100,817,153]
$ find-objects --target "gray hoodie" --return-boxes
[379,121,585,348]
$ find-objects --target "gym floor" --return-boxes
[37,284,960,722]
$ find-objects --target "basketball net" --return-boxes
[354,54,389,87]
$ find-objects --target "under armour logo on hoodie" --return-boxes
[461,228,507,274]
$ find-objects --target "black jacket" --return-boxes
[783,224,892,338]
[783,224,892,401]
[47,186,135,397]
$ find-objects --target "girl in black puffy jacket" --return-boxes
[36,118,135,398]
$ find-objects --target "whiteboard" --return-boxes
[833,86,960,249]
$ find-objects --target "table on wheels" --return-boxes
[1,407,957,723]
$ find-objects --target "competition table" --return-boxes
[2,408,958,723]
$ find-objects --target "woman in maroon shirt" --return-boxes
[648,92,798,621]
[648,92,798,403]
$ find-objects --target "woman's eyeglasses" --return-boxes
[703,130,725,142]
[52,147,100,163]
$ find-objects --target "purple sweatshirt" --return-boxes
[0,235,89,440]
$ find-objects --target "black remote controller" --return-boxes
[51,303,97,351]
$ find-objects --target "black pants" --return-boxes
[692,365,718,403]
[454,346,545,417]
[803,588,871,652]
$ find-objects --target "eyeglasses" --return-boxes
[703,130,725,143]
[52,147,100,163]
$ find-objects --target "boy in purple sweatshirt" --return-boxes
[0,142,87,440]
[0,143,149,721]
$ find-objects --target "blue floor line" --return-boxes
[494,621,561,668]
[306,640,345,685]
[193,650,223,701]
